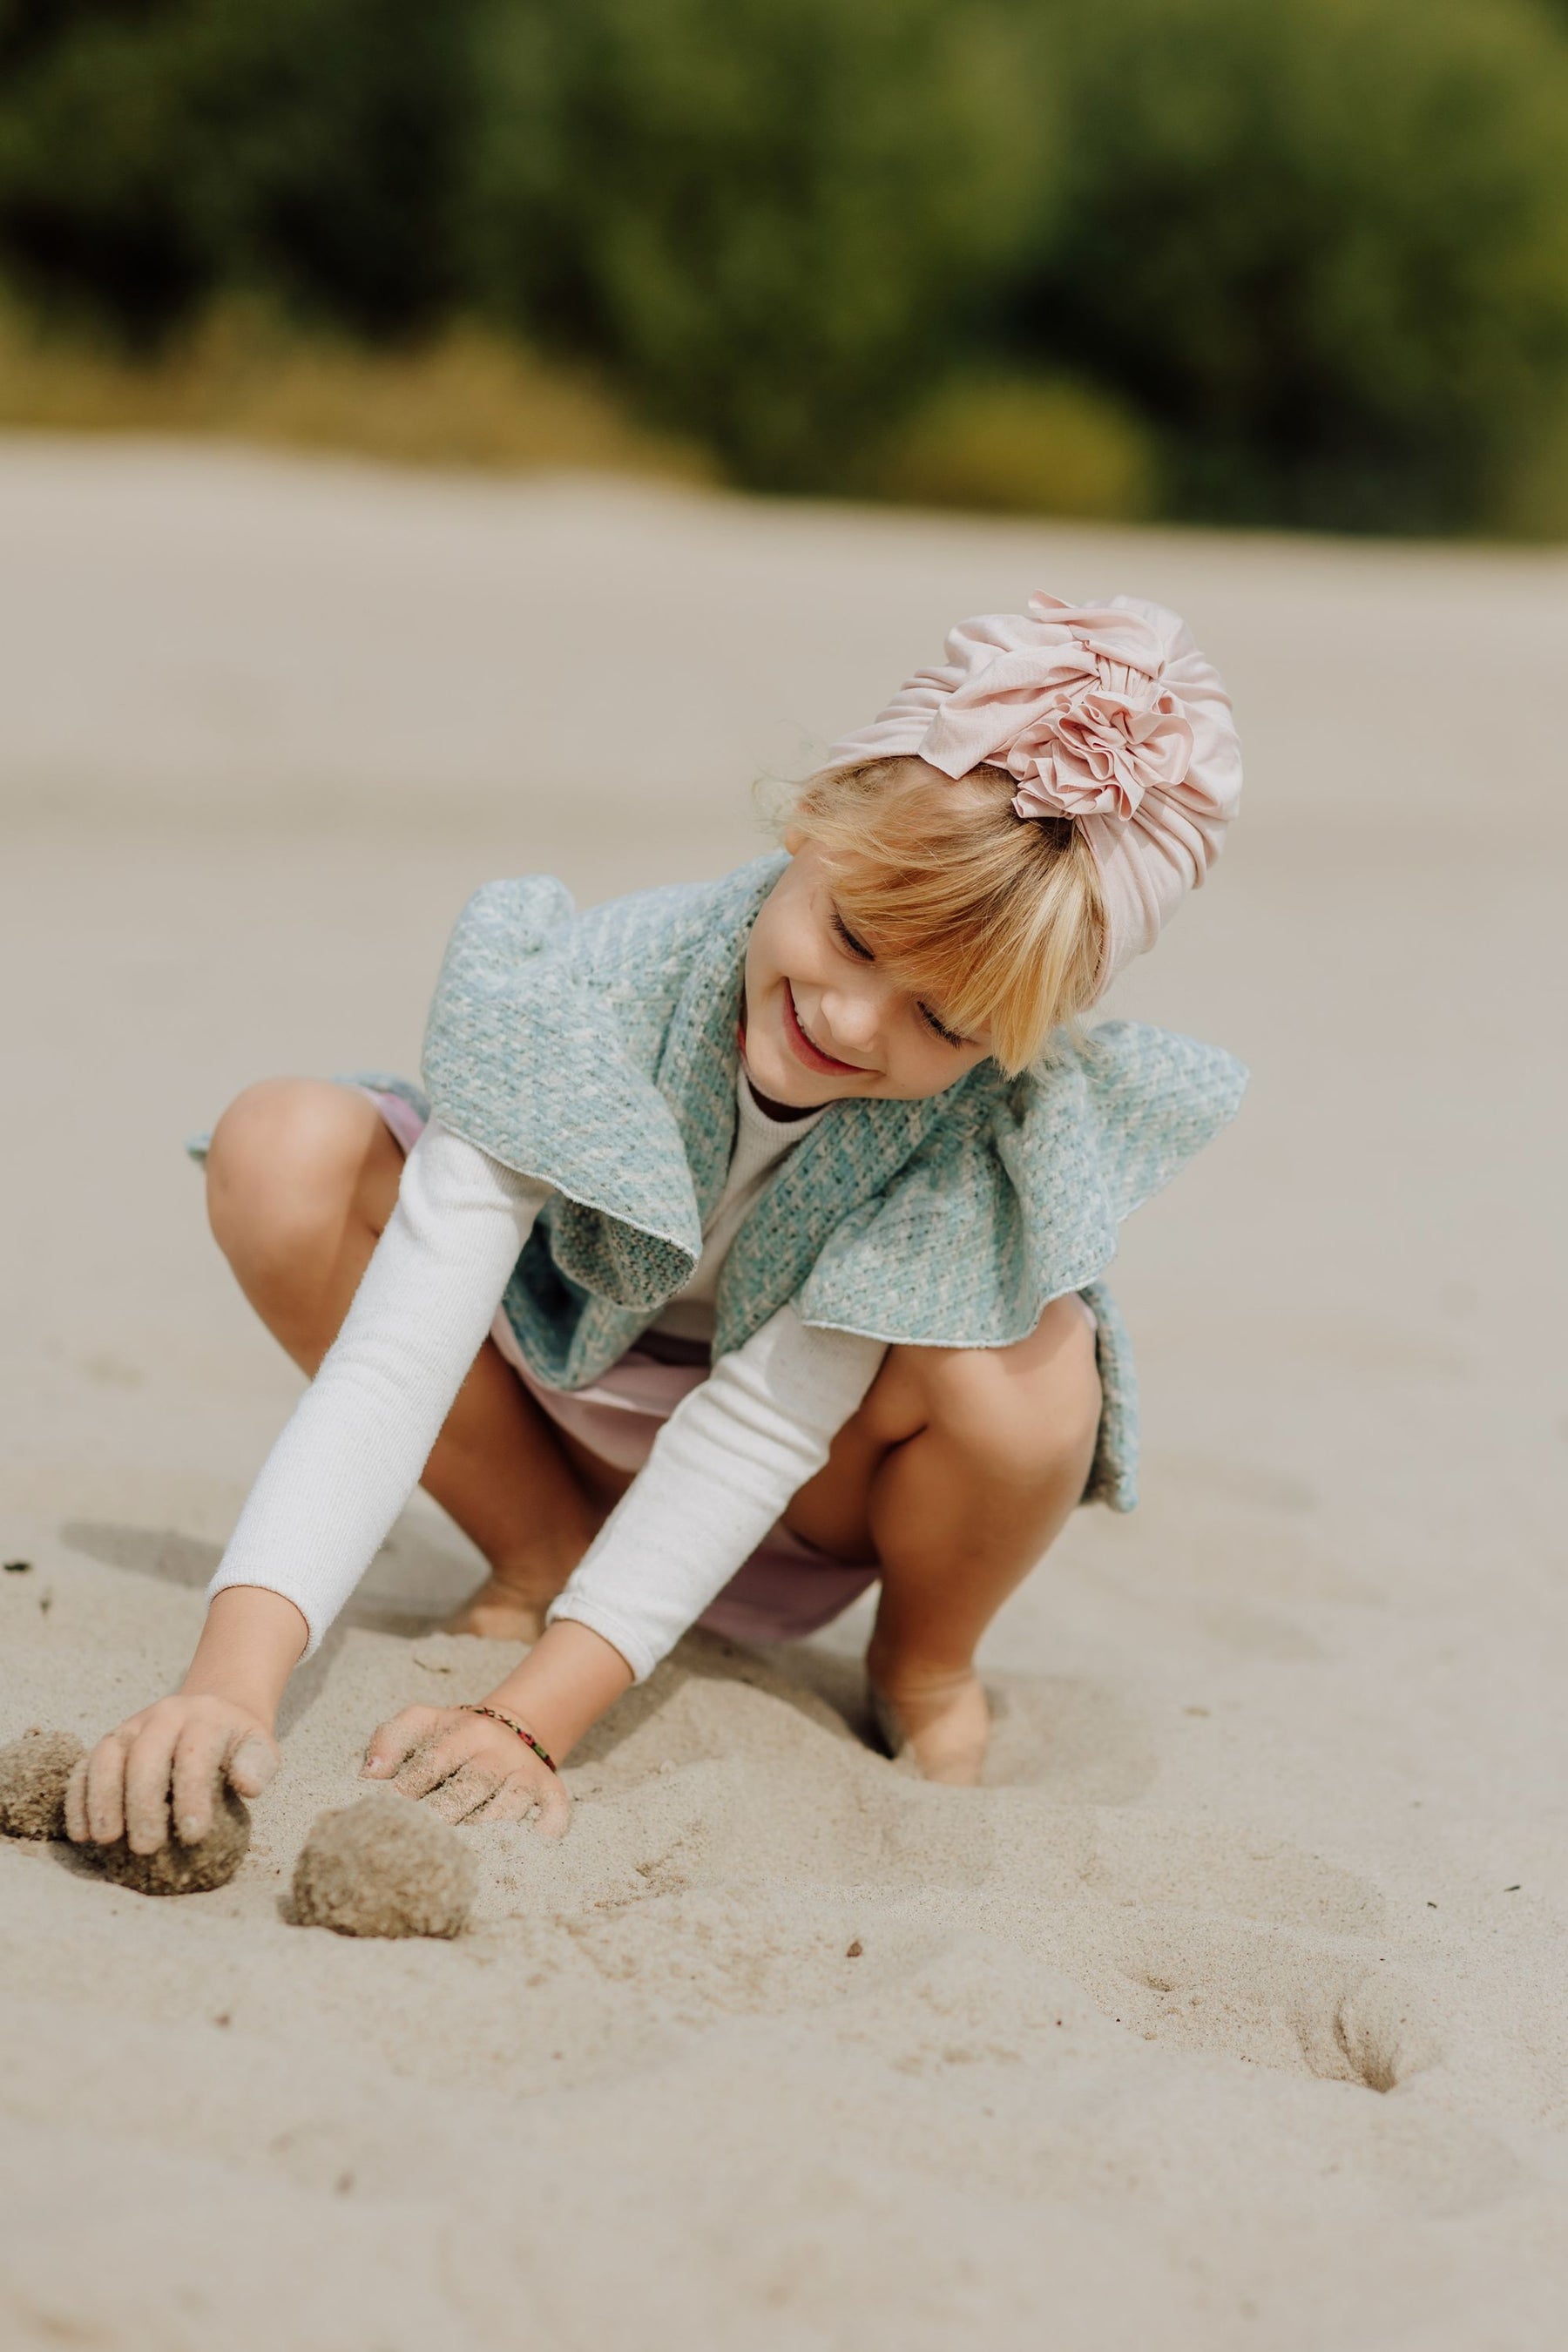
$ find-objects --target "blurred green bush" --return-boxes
[2,0,1567,533]
[0,1,217,344]
[464,0,1044,489]
[876,375,1159,522]
[192,0,475,335]
[0,0,474,342]
[1011,0,1568,532]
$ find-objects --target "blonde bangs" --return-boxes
[787,758,1105,1075]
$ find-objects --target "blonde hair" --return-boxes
[787,757,1105,1077]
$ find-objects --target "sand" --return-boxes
[1,436,1566,2350]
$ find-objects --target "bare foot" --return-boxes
[866,1664,990,1786]
[441,1576,551,1644]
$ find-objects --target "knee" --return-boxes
[915,1299,1101,1484]
[205,1078,380,1281]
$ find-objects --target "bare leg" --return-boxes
[786,1296,1102,1784]
[205,1079,606,1639]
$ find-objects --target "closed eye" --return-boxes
[833,900,968,1048]
[920,1003,968,1049]
[830,904,875,961]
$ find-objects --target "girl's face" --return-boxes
[741,841,993,1109]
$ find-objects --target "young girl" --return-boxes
[65,591,1245,1858]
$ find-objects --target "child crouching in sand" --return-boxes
[67,592,1244,1857]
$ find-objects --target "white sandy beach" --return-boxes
[2,436,1566,2350]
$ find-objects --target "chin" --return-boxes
[766,1064,821,1107]
[748,1039,825,1109]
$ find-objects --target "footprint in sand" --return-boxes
[1067,1816,1445,2095]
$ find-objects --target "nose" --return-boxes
[821,973,892,1057]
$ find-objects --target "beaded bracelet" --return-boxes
[458,1702,558,1774]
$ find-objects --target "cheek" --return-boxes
[886,1031,989,1098]
[744,906,787,1000]
[774,910,828,990]
[878,1031,946,1095]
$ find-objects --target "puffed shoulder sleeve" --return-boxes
[794,1021,1247,1351]
[421,877,704,1308]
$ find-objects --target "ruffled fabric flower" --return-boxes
[824,590,1243,994]
[923,597,1196,822]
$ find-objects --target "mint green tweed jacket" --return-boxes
[366,852,1244,1515]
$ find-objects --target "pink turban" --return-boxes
[825,591,1242,995]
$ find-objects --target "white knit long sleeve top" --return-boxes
[207,1083,886,1679]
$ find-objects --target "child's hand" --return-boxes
[361,1705,571,1837]
[64,1696,280,1853]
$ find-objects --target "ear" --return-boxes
[782,825,805,855]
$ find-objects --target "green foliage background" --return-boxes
[3,0,1567,531]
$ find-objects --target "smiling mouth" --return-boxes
[782,982,866,1077]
